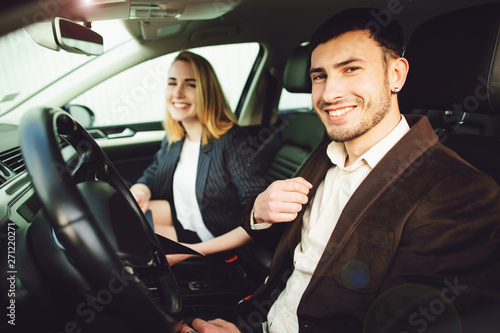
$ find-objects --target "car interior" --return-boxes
[1,0,499,332]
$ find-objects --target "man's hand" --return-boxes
[253,177,312,224]
[179,318,240,333]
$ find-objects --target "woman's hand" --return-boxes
[166,253,197,266]
[129,184,152,213]
[166,242,203,265]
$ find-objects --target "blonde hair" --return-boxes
[163,51,237,145]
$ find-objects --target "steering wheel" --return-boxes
[20,107,181,331]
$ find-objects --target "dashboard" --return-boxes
[0,123,35,237]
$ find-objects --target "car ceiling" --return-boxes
[3,0,500,48]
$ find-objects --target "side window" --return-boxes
[70,43,260,127]
[277,89,312,113]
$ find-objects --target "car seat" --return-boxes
[253,44,326,184]
[399,3,500,185]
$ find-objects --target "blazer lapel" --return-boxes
[265,140,333,291]
[196,140,213,209]
[286,141,333,252]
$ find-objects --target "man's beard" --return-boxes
[318,81,392,143]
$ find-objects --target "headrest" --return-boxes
[400,4,500,115]
[283,44,312,93]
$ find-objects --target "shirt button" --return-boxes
[284,312,289,318]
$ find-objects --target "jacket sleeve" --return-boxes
[135,136,168,195]
[366,171,500,332]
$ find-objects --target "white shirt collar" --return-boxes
[327,115,410,170]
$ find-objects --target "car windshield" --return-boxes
[0,20,131,117]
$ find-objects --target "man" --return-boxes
[180,7,500,333]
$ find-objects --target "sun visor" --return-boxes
[130,0,243,20]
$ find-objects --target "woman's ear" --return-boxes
[390,57,409,93]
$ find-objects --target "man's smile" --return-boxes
[326,106,356,117]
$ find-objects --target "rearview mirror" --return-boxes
[25,18,103,56]
[54,18,103,55]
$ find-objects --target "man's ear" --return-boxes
[389,57,409,92]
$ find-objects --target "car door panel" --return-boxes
[94,122,165,185]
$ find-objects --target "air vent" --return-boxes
[0,164,10,187]
[0,147,26,174]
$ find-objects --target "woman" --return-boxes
[130,51,266,243]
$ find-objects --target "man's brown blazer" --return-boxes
[239,115,500,333]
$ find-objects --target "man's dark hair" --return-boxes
[309,8,404,61]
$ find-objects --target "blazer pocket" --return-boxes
[331,224,394,294]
